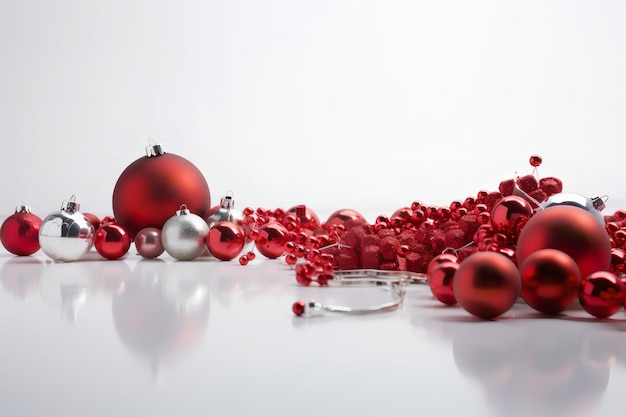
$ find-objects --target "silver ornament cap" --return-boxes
[39,195,95,262]
[161,204,210,261]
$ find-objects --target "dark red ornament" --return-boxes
[519,249,581,314]
[529,154,543,167]
[286,205,321,235]
[0,203,42,256]
[207,221,245,261]
[255,222,289,259]
[324,209,367,229]
[578,271,625,318]
[490,195,533,235]
[428,261,459,305]
[516,205,611,279]
[94,220,132,260]
[454,251,521,319]
[112,142,211,239]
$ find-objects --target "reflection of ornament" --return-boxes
[135,227,164,259]
[541,192,605,225]
[39,196,94,262]
[161,205,209,261]
[1,257,43,299]
[519,249,581,314]
[94,219,131,260]
[578,271,625,318]
[286,205,321,235]
[454,252,521,319]
[112,142,211,238]
[0,202,42,255]
[516,205,611,279]
[40,262,91,323]
[255,222,288,259]
[207,221,245,261]
[428,261,459,305]
[324,209,367,229]
[204,192,243,229]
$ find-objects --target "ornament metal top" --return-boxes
[39,195,95,262]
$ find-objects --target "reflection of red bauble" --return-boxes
[207,221,245,261]
[578,271,625,318]
[519,249,581,314]
[112,152,211,239]
[516,206,610,279]
[454,251,521,319]
[255,222,288,259]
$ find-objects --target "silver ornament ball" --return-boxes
[541,192,605,226]
[205,193,244,229]
[39,197,95,262]
[161,205,209,261]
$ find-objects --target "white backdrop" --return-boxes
[1,0,625,220]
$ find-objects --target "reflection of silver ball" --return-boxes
[39,200,94,262]
[161,207,209,261]
[541,192,605,226]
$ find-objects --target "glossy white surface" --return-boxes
[2,242,626,417]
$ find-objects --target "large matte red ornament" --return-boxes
[516,205,611,279]
[324,209,367,229]
[578,271,625,318]
[428,261,459,305]
[0,203,42,256]
[112,143,211,239]
[490,195,533,236]
[454,251,521,319]
[255,222,288,259]
[94,220,131,260]
[519,249,581,314]
[286,205,321,235]
[207,221,245,261]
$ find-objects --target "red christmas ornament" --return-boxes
[94,219,131,260]
[529,154,543,167]
[255,222,288,259]
[519,249,581,314]
[454,251,521,319]
[83,213,101,233]
[428,261,459,305]
[207,221,245,261]
[578,271,625,318]
[286,205,321,235]
[490,195,533,235]
[0,203,42,256]
[426,253,458,277]
[324,209,367,229]
[134,227,164,259]
[516,205,611,279]
[112,142,211,239]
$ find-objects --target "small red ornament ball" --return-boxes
[579,271,625,318]
[286,205,321,235]
[529,154,543,167]
[134,227,164,258]
[83,213,101,233]
[516,205,611,279]
[324,209,367,229]
[112,146,211,239]
[94,221,132,260]
[207,221,245,261]
[428,261,459,305]
[454,251,521,319]
[255,222,289,259]
[0,206,42,256]
[490,195,533,235]
[519,249,581,314]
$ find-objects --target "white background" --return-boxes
[1,0,625,218]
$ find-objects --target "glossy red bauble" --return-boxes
[426,253,459,277]
[83,213,101,233]
[94,221,132,260]
[286,205,321,235]
[519,249,581,314]
[428,261,459,305]
[255,222,288,259]
[0,206,42,256]
[578,271,625,318]
[112,147,211,239]
[207,221,245,261]
[490,195,533,236]
[516,205,610,279]
[134,227,164,259]
[324,209,367,229]
[454,251,521,319]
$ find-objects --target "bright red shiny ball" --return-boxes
[516,205,611,279]
[255,222,288,259]
[428,261,459,305]
[286,205,321,235]
[112,152,211,239]
[579,271,625,318]
[519,249,581,314]
[490,195,533,236]
[207,221,245,261]
[324,209,367,229]
[0,211,42,256]
[529,154,543,167]
[94,222,132,260]
[454,251,521,319]
[426,253,459,277]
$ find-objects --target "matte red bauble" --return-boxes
[94,220,132,260]
[0,203,42,256]
[112,143,211,239]
[578,271,625,318]
[516,206,610,279]
[519,249,581,314]
[454,251,521,319]
[207,221,245,261]
[428,261,459,305]
[255,222,288,259]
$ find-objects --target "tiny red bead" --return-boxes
[246,251,256,260]
[317,274,332,286]
[239,255,249,265]
[529,154,543,167]
[411,201,423,211]
[397,245,410,257]
[285,253,298,265]
[248,229,260,241]
[243,207,254,216]
[292,301,306,316]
